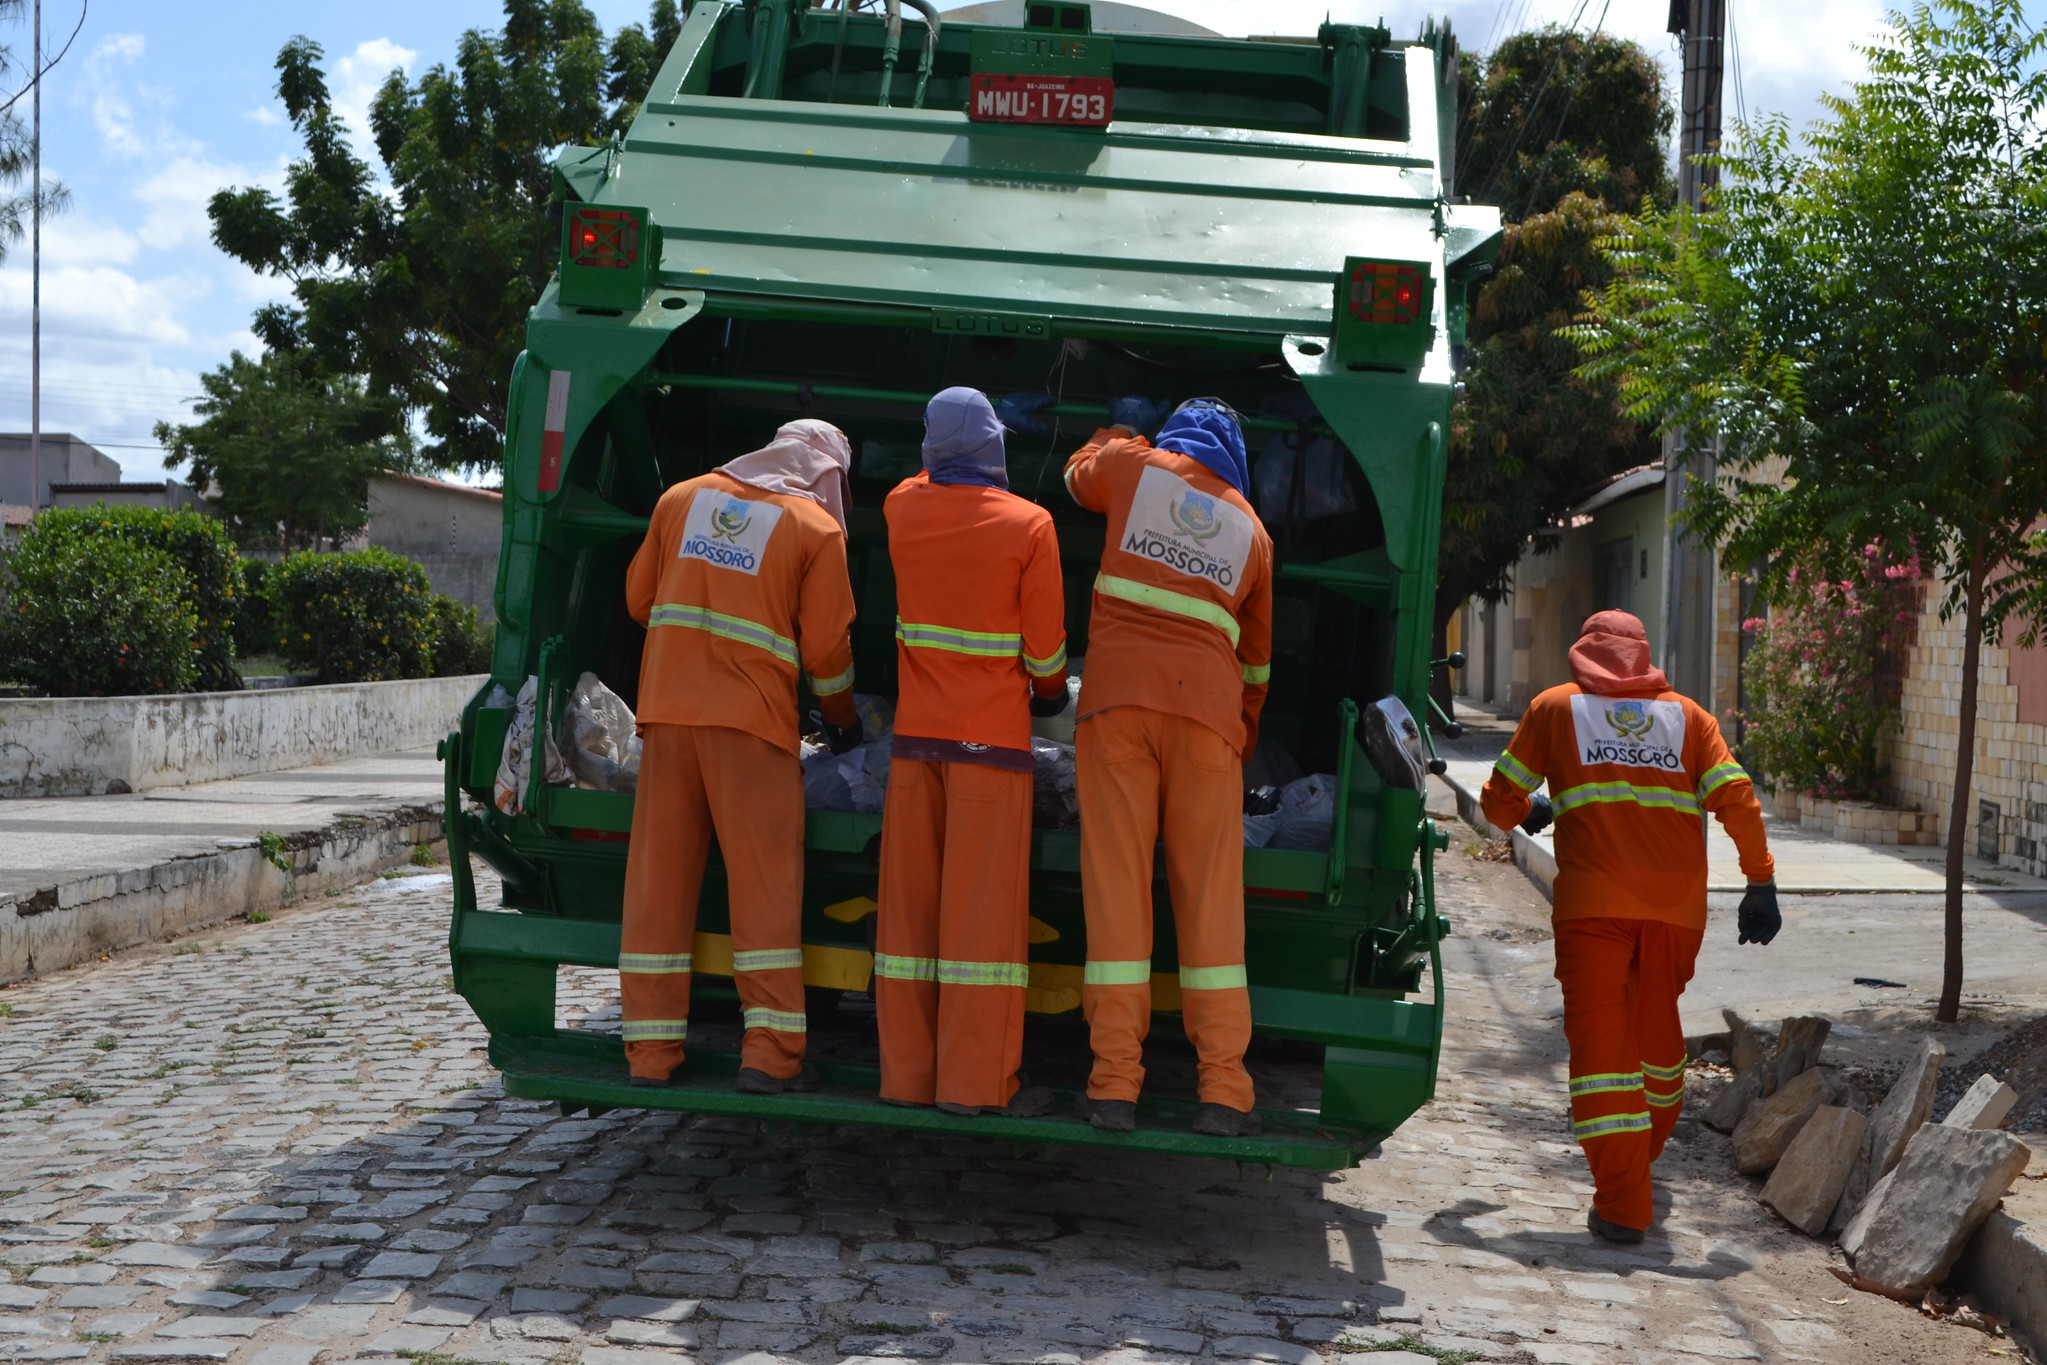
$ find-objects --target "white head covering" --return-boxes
[715,419,852,533]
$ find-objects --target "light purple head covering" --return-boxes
[922,387,1009,490]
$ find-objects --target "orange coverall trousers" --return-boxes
[618,723,808,1083]
[1076,705,1255,1113]
[1554,916,1703,1230]
[875,758,1033,1109]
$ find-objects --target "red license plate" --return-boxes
[968,73,1113,126]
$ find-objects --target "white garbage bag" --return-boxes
[1268,773,1339,851]
[562,671,641,793]
[494,675,570,815]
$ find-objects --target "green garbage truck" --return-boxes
[439,0,1502,1168]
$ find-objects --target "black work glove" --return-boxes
[1029,689,1070,718]
[810,709,863,756]
[1737,881,1781,945]
[1519,792,1554,836]
[1244,785,1282,817]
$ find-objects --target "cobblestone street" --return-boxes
[0,861,2012,1365]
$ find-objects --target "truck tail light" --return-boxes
[1348,261,1424,325]
[568,207,640,270]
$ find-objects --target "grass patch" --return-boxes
[410,841,437,867]
[1346,1335,1482,1365]
[245,910,272,924]
[257,831,291,873]
[92,1036,117,1051]
[172,944,202,956]
[0,1001,14,1017]
[74,1331,122,1343]
[845,1319,930,1334]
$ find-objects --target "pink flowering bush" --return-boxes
[1739,546,1920,801]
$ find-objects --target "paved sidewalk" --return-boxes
[0,850,2010,1365]
[1435,701,2047,895]
[0,751,446,982]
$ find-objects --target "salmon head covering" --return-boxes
[716,419,852,534]
[1569,610,1670,695]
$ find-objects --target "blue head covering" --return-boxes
[1154,403,1251,497]
[922,387,1009,490]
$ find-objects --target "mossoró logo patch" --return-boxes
[679,493,784,575]
[1120,465,1253,593]
[1571,694,1685,771]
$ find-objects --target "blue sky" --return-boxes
[0,0,1893,482]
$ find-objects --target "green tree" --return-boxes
[1435,27,1675,691]
[207,1,677,472]
[1574,0,2047,1022]
[155,350,413,551]
[0,0,77,256]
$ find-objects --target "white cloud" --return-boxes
[332,37,418,168]
[133,154,283,253]
[83,33,201,163]
[241,105,283,128]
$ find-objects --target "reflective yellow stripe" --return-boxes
[1494,751,1543,792]
[807,664,855,696]
[742,1007,807,1033]
[1572,1111,1652,1140]
[936,960,1030,988]
[732,948,804,972]
[1177,964,1247,990]
[1645,1088,1684,1108]
[618,953,693,974]
[1553,781,1702,818]
[1093,573,1240,647]
[1024,641,1068,677]
[1083,959,1152,986]
[874,953,938,982]
[1640,1057,1688,1081]
[648,603,798,666]
[895,618,1025,657]
[1568,1071,1644,1096]
[1241,662,1271,685]
[621,1019,688,1041]
[1698,761,1749,798]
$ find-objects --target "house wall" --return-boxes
[0,435,122,508]
[1891,591,2047,873]
[366,475,504,618]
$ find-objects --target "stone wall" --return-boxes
[1891,587,2047,874]
[0,675,487,798]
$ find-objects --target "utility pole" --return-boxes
[30,0,41,510]
[1658,0,1725,704]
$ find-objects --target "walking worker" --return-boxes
[1060,396,1274,1138]
[875,387,1069,1117]
[1481,610,1779,1243]
[618,419,863,1095]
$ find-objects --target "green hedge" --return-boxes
[27,506,244,691]
[429,594,495,676]
[3,530,199,696]
[274,547,438,683]
[233,558,282,659]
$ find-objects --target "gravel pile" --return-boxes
[1931,1012,2047,1131]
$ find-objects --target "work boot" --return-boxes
[878,1096,933,1109]
[735,1061,820,1095]
[937,1083,1058,1118]
[1586,1208,1644,1244]
[1190,1102,1262,1137]
[1085,1098,1138,1131]
[628,1070,679,1089]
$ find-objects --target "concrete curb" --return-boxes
[1441,771,1556,902]
[1954,1160,2047,1359]
[0,800,447,984]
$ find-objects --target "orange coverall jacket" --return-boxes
[884,472,1068,751]
[1480,685,1775,929]
[1063,430,1274,754]
[625,471,858,752]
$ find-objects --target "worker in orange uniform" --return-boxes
[1481,610,1778,1244]
[874,387,1069,1118]
[619,419,864,1095]
[1059,396,1273,1138]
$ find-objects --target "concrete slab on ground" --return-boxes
[0,749,447,982]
